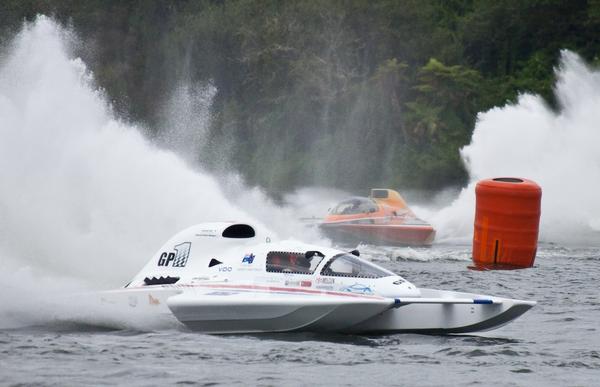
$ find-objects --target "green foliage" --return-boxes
[2,0,599,194]
[399,58,486,186]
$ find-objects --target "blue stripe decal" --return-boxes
[473,299,493,304]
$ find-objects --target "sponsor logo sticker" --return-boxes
[128,296,138,308]
[242,253,255,264]
[284,280,312,287]
[316,285,334,291]
[343,283,374,295]
[316,277,335,284]
[196,229,217,237]
[238,267,262,272]
[206,291,237,296]
[157,242,191,267]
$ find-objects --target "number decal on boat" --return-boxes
[157,242,191,267]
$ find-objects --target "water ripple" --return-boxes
[1,244,599,386]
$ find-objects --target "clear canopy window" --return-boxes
[266,251,324,274]
[330,197,378,215]
[320,254,394,278]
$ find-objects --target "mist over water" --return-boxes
[157,81,217,164]
[0,17,268,327]
[433,51,600,245]
[157,78,330,244]
[0,16,334,329]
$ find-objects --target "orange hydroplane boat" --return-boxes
[319,189,436,246]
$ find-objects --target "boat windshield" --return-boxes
[330,197,378,215]
[320,253,394,278]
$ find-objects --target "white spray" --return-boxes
[433,51,600,245]
[157,81,217,163]
[0,17,264,327]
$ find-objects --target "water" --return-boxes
[2,245,599,386]
[1,16,600,386]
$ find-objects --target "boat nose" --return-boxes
[377,277,421,298]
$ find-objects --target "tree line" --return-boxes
[2,0,599,195]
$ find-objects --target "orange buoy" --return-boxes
[472,177,542,269]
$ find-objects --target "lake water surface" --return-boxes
[2,243,598,386]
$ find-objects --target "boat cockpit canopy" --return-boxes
[266,251,325,274]
[320,253,395,278]
[330,197,378,215]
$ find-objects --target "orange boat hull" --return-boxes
[320,221,436,246]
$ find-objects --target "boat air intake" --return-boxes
[472,177,542,269]
[222,224,255,238]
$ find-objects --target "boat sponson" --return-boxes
[166,290,393,334]
[344,290,535,334]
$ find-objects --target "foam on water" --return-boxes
[433,51,600,245]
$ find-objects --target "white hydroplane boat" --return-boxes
[100,222,535,334]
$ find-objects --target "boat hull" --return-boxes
[167,290,392,334]
[97,285,534,335]
[346,288,535,334]
[320,222,436,246]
